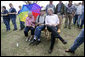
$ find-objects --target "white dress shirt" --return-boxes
[45,14,59,25]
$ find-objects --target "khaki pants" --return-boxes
[57,13,63,29]
[64,14,73,28]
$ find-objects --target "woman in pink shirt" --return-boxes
[24,12,35,41]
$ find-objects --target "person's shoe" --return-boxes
[13,29,17,31]
[48,49,52,54]
[64,26,67,28]
[26,37,29,42]
[68,27,71,29]
[62,40,67,44]
[29,39,36,45]
[65,49,75,54]
[77,25,79,28]
[35,41,41,45]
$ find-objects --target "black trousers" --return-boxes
[47,25,65,50]
[24,26,35,37]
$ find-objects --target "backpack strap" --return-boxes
[38,15,40,22]
[44,16,46,24]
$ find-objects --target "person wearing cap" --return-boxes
[1,6,10,31]
[46,1,55,15]
[45,8,67,54]
[29,8,46,45]
[18,6,25,30]
[24,11,35,41]
[9,3,17,31]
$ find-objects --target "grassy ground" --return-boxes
[1,17,84,56]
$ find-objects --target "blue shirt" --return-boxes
[57,3,62,13]
[9,7,17,18]
[1,9,9,19]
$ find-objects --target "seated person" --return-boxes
[29,8,46,45]
[24,11,35,41]
[45,8,67,54]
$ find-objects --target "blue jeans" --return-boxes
[73,15,78,25]
[3,18,10,31]
[34,25,45,39]
[20,21,25,29]
[24,26,35,37]
[77,14,82,26]
[11,18,17,30]
[70,29,84,51]
[80,12,84,28]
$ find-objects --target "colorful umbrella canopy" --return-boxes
[18,3,41,22]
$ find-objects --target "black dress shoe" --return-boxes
[35,41,41,45]
[13,29,17,31]
[65,49,75,54]
[62,40,67,44]
[48,49,52,54]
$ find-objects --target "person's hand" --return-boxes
[52,24,57,27]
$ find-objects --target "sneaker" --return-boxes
[29,39,36,45]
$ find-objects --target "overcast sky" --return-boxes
[1,1,82,12]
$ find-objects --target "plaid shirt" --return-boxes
[66,4,76,14]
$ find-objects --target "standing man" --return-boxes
[55,1,66,30]
[64,1,76,29]
[80,1,84,29]
[76,3,83,28]
[18,6,25,30]
[46,1,55,15]
[1,6,10,31]
[9,3,17,31]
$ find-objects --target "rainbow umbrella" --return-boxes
[18,3,41,22]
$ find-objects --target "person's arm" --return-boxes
[25,17,29,27]
[1,10,8,16]
[8,8,17,14]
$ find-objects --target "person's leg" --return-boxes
[22,21,25,29]
[77,15,81,28]
[11,18,17,30]
[64,14,68,28]
[19,18,21,30]
[29,25,45,45]
[7,18,10,30]
[58,14,63,29]
[80,13,84,29]
[75,15,78,25]
[65,29,84,53]
[48,33,55,54]
[47,25,67,44]
[24,26,29,37]
[73,15,76,25]
[68,14,72,29]
[34,25,45,40]
[3,19,8,31]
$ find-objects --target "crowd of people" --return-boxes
[1,1,84,54]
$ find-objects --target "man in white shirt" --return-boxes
[45,8,67,54]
